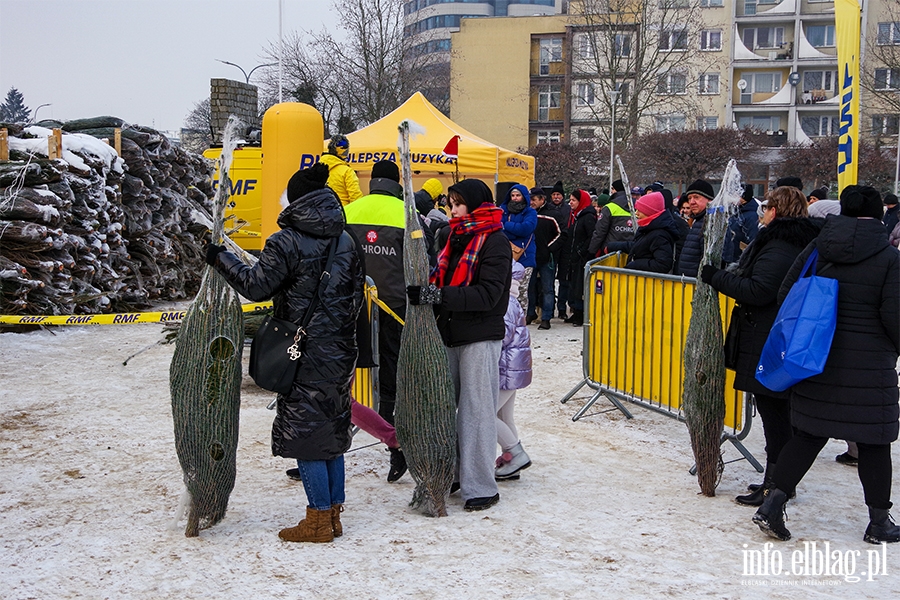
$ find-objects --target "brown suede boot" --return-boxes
[278,507,334,543]
[331,504,343,538]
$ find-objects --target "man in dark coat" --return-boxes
[882,193,898,234]
[754,185,900,544]
[675,179,735,276]
[587,179,635,257]
[527,187,561,329]
[208,162,364,542]
[546,180,571,319]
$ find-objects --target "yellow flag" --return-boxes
[835,0,861,189]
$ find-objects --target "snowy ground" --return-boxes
[1,309,898,599]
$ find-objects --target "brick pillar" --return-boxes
[210,78,259,144]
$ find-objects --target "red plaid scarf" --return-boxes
[431,203,503,287]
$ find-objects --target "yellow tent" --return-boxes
[329,92,535,191]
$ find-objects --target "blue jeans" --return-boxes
[296,456,345,510]
[528,262,556,319]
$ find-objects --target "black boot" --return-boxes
[737,463,775,506]
[753,488,791,541]
[864,507,900,544]
[570,311,584,326]
[387,447,407,483]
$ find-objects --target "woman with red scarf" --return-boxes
[407,179,512,512]
[565,189,597,326]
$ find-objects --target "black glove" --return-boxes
[406,284,442,305]
[700,264,718,285]
[205,243,225,266]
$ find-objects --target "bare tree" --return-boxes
[181,98,213,154]
[525,141,608,191]
[257,0,441,135]
[777,136,896,191]
[569,0,713,149]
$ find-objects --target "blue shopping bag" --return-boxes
[755,249,838,392]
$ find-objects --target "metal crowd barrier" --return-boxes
[560,253,762,473]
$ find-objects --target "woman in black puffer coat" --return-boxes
[752,185,900,545]
[207,163,364,543]
[700,186,819,506]
[565,189,597,326]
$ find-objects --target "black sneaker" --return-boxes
[387,447,407,483]
[464,493,500,511]
[525,314,538,325]
[285,468,302,481]
[836,452,858,466]
[538,320,551,330]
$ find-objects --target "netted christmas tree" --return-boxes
[394,120,457,517]
[682,159,743,497]
[169,117,244,536]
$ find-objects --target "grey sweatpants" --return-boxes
[447,340,501,502]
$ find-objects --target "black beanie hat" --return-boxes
[449,178,493,213]
[685,179,715,201]
[840,185,883,219]
[884,193,898,206]
[551,180,564,195]
[809,187,828,201]
[371,160,400,183]
[742,184,755,203]
[776,176,803,191]
[612,179,625,192]
[287,162,329,201]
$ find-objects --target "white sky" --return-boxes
[0,0,340,132]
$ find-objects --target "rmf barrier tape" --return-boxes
[576,252,745,434]
[0,302,274,326]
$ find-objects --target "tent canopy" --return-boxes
[328,92,535,189]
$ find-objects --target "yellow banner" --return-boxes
[0,302,273,326]
[835,0,861,190]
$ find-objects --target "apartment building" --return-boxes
[450,0,900,166]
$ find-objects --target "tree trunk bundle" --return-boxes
[1,119,214,316]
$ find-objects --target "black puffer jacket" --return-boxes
[778,215,900,444]
[709,218,821,397]
[214,187,365,460]
[608,209,682,274]
[675,210,706,277]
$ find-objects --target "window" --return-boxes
[700,30,722,51]
[538,85,561,120]
[875,68,900,90]
[699,73,719,94]
[577,34,593,60]
[737,115,781,131]
[872,115,900,136]
[577,128,596,139]
[698,116,719,131]
[743,27,784,50]
[615,81,630,105]
[537,130,560,144]
[744,72,782,93]
[576,82,596,106]
[744,0,756,15]
[659,28,688,51]
[659,0,690,7]
[803,70,837,92]
[657,73,687,94]
[656,115,686,132]
[801,116,840,137]
[806,25,835,48]
[878,23,900,45]
[540,38,563,75]
[614,34,631,57]
[700,0,724,6]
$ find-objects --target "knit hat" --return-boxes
[551,180,565,195]
[422,178,443,200]
[371,160,400,182]
[808,187,828,201]
[685,179,715,201]
[840,185,883,219]
[631,186,644,196]
[884,193,898,206]
[635,191,665,217]
[449,178,493,213]
[776,176,803,191]
[742,184,755,203]
[647,181,665,192]
[612,179,625,193]
[287,162,329,201]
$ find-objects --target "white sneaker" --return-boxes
[495,442,531,480]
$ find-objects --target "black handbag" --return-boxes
[249,238,338,394]
[723,304,741,370]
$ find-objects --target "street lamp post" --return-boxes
[608,90,619,188]
[216,59,276,84]
[30,103,51,124]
